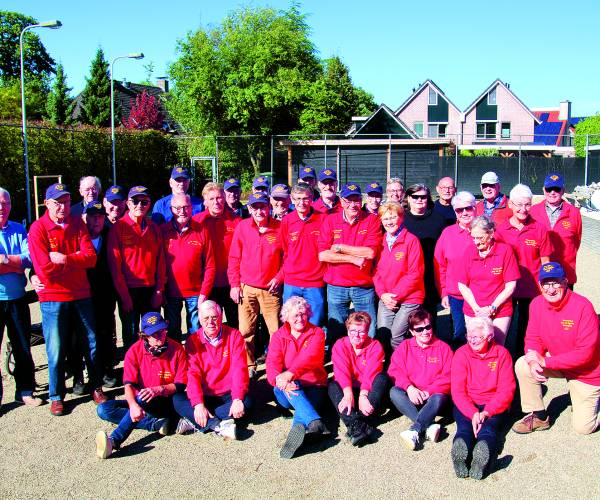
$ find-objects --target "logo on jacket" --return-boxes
[427,356,438,364]
[524,239,538,247]
[487,361,497,371]
[560,319,574,331]
[394,251,405,261]
[266,234,277,244]
[223,349,229,358]
[561,221,571,229]
[303,340,309,349]
[158,370,174,383]
[290,231,299,242]
[491,267,503,275]
[333,229,342,240]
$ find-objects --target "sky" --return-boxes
[5,0,600,117]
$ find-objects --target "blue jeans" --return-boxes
[453,404,507,457]
[448,296,467,347]
[165,296,200,342]
[40,298,100,401]
[283,284,326,327]
[173,392,253,432]
[327,284,376,343]
[390,387,449,434]
[273,384,325,427]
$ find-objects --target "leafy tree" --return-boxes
[0,77,48,120]
[574,114,600,157]
[123,90,164,130]
[46,63,73,124]
[79,47,111,126]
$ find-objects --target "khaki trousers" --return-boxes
[515,356,600,435]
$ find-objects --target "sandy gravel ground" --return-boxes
[0,246,599,499]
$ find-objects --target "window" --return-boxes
[501,122,511,139]
[429,87,437,105]
[438,124,447,138]
[427,123,447,138]
[488,88,497,105]
[428,124,438,138]
[476,122,497,139]
[414,122,423,137]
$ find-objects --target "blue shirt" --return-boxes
[0,221,32,300]
[151,194,204,225]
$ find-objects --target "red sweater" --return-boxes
[451,343,515,418]
[194,210,240,288]
[318,211,382,287]
[434,223,474,298]
[475,195,511,225]
[123,339,188,389]
[388,337,453,395]
[28,212,96,302]
[185,326,249,405]
[227,217,283,288]
[525,290,600,385]
[280,210,326,287]
[373,227,425,303]
[313,196,342,215]
[107,213,167,301]
[161,220,215,298]
[331,337,384,391]
[530,201,582,284]
[266,323,327,387]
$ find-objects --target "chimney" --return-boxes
[559,100,571,121]
[156,77,169,93]
[122,78,129,89]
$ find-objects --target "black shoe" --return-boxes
[73,380,86,396]
[451,437,470,478]
[306,419,330,436]
[280,424,306,459]
[350,421,372,447]
[470,440,490,480]
[103,375,118,388]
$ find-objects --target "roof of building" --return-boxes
[394,79,461,116]
[350,104,416,138]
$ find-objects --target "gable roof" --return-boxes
[394,79,461,116]
[351,104,416,138]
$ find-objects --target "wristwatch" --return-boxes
[334,245,342,253]
[490,305,497,316]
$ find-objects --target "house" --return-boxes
[532,101,586,152]
[347,104,416,138]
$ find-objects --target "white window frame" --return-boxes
[501,122,511,139]
[476,121,497,140]
[487,87,497,105]
[428,87,438,106]
[427,122,447,139]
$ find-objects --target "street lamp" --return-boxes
[20,19,62,224]
[110,53,144,185]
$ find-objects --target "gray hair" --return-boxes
[470,215,495,234]
[451,191,476,209]
[202,182,224,200]
[280,296,312,324]
[171,193,191,207]
[386,177,404,188]
[0,187,10,201]
[199,300,222,317]
[509,183,533,201]
[80,176,101,190]
[291,184,313,197]
[466,316,494,339]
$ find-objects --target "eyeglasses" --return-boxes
[130,199,150,207]
[545,186,562,193]
[472,234,490,241]
[438,186,455,191]
[481,184,497,189]
[48,199,70,207]
[348,329,367,336]
[343,198,362,205]
[467,335,486,343]
[541,280,563,290]
[512,203,532,210]
[455,206,475,214]
[171,205,190,212]
[410,194,428,200]
[412,324,432,333]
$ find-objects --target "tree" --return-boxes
[123,90,164,130]
[79,48,111,126]
[140,61,155,86]
[46,63,73,124]
[0,78,48,120]
[574,114,600,158]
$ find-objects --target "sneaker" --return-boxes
[248,367,257,380]
[470,440,490,480]
[512,412,550,434]
[215,418,237,440]
[17,395,43,407]
[451,437,469,478]
[350,422,372,447]
[95,430,113,459]
[151,418,171,436]
[92,388,109,405]
[306,419,331,438]
[175,417,197,435]
[280,423,306,459]
[425,423,441,443]
[400,429,419,450]
[50,400,64,416]
[103,375,118,388]
[73,380,86,396]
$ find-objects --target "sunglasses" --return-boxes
[412,323,432,333]
[481,184,497,189]
[410,194,429,200]
[545,186,562,193]
[130,199,150,207]
[455,206,475,214]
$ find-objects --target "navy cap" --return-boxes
[128,186,150,199]
[104,185,125,202]
[140,312,168,335]
[539,262,566,281]
[46,183,70,200]
[365,182,383,195]
[340,183,362,198]
[247,192,269,206]
[170,166,190,180]
[224,178,241,190]
[299,166,316,180]
[318,168,337,182]
[270,184,291,199]
[544,173,565,189]
[83,201,105,216]
[252,176,270,189]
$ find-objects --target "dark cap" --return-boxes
[270,184,291,199]
[170,166,190,180]
[365,182,383,195]
[340,183,362,198]
[318,168,337,182]
[544,173,565,189]
[45,183,70,200]
[224,178,240,190]
[539,261,566,281]
[252,176,270,189]
[83,201,105,216]
[247,192,269,206]
[127,186,150,199]
[299,166,316,180]
[104,185,125,202]
[140,312,168,335]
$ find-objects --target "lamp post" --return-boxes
[20,20,62,224]
[110,53,144,185]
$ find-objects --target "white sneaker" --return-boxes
[215,418,237,440]
[400,429,419,450]
[176,417,197,435]
[95,430,113,459]
[425,423,441,443]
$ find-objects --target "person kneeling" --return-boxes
[173,301,250,440]
[95,312,187,458]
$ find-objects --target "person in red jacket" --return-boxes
[389,308,452,450]
[374,202,424,350]
[173,300,251,440]
[313,168,341,214]
[475,172,511,225]
[108,186,166,350]
[28,183,108,416]
[512,262,600,435]
[450,316,515,480]
[162,193,215,342]
[328,312,387,446]
[266,296,330,459]
[530,173,582,288]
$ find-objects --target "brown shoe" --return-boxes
[92,388,109,405]
[50,400,64,416]
[512,412,550,434]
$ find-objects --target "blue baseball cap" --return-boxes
[224,178,241,190]
[252,176,270,189]
[83,201,105,216]
[247,192,269,206]
[318,168,337,182]
[140,312,168,335]
[299,166,316,180]
[270,184,291,199]
[127,186,150,199]
[544,173,564,189]
[46,183,70,200]
[170,166,190,180]
[340,183,362,198]
[104,185,125,202]
[539,262,566,281]
[365,182,383,195]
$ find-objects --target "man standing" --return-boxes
[475,172,511,224]
[162,193,215,341]
[270,184,292,221]
[386,178,405,204]
[71,176,102,217]
[28,183,107,416]
[252,176,270,195]
[103,185,126,226]
[434,176,457,224]
[314,168,341,214]
[362,182,383,216]
[512,262,599,435]
[318,183,382,341]
[223,178,249,219]
[151,166,204,225]
[297,166,319,200]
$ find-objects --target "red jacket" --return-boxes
[530,201,582,284]
[123,339,188,389]
[107,213,167,301]
[434,223,474,298]
[388,337,453,395]
[313,196,342,215]
[280,210,326,287]
[227,217,283,289]
[475,194,511,225]
[194,210,240,288]
[28,212,96,302]
[266,323,327,387]
[451,343,515,418]
[373,227,425,304]
[525,290,600,385]
[331,336,384,392]
[161,220,215,298]
[185,325,249,405]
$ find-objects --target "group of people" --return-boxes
[0,163,598,479]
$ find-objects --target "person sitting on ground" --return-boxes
[450,316,515,480]
[95,312,187,459]
[512,262,599,435]
[151,166,204,225]
[328,312,387,446]
[266,296,330,459]
[388,308,452,450]
[173,301,250,440]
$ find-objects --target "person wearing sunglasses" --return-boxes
[530,173,582,290]
[475,172,511,225]
[388,308,452,451]
[108,186,166,351]
[513,262,599,436]
[451,316,515,480]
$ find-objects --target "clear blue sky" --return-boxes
[5,0,600,117]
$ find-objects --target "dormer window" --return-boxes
[429,87,438,105]
[488,88,497,105]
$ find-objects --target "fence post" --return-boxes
[270,135,274,180]
[454,139,458,185]
[215,136,219,180]
[324,134,327,169]
[584,134,589,186]
[518,137,522,184]
[387,134,391,181]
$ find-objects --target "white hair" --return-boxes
[280,296,312,324]
[509,183,533,201]
[199,300,222,317]
[80,176,101,190]
[0,187,10,201]
[451,191,476,208]
[466,316,494,338]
